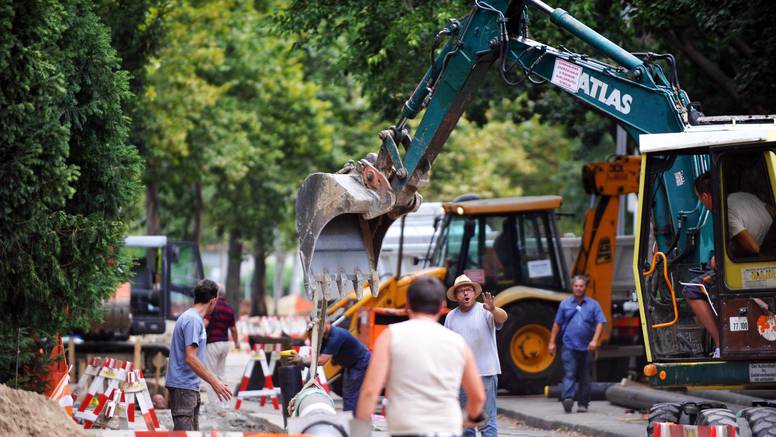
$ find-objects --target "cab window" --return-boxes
[721,151,776,261]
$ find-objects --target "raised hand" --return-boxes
[483,292,495,312]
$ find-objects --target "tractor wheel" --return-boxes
[497,301,561,395]
[646,402,682,437]
[698,408,738,430]
[741,407,776,437]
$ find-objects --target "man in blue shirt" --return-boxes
[548,275,606,414]
[297,321,371,412]
[166,279,232,430]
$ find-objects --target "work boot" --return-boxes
[577,405,588,413]
[562,398,574,413]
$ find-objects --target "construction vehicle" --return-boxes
[323,156,641,395]
[76,236,204,370]
[296,0,776,431]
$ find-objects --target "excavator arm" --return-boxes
[296,0,700,302]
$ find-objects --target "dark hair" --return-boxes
[407,276,446,314]
[694,171,712,196]
[194,279,219,304]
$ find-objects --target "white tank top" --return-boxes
[386,318,466,435]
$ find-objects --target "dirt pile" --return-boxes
[0,384,89,437]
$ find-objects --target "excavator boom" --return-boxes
[296,0,697,301]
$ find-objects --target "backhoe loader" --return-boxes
[296,0,776,431]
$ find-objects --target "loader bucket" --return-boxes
[296,161,420,300]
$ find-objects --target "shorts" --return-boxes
[168,387,200,430]
[681,271,717,300]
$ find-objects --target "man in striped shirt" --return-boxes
[204,285,240,409]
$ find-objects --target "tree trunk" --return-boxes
[251,243,268,316]
[146,181,160,235]
[192,182,203,246]
[225,228,243,312]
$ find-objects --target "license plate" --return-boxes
[730,316,749,332]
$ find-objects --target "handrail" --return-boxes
[642,251,679,329]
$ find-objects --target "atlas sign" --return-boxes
[550,58,632,115]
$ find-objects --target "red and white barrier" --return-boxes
[653,422,737,437]
[235,344,283,410]
[74,357,160,431]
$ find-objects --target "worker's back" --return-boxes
[386,318,466,435]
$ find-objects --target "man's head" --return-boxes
[571,275,587,299]
[694,172,713,210]
[194,279,219,314]
[447,274,482,312]
[407,276,447,317]
[217,283,226,298]
[305,321,332,340]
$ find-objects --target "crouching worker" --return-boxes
[294,321,371,412]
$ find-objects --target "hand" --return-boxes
[234,341,241,350]
[464,412,486,429]
[587,340,599,352]
[483,292,496,312]
[710,255,716,270]
[548,342,556,355]
[211,379,232,402]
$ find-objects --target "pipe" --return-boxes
[544,382,614,401]
[527,0,642,70]
[605,380,749,412]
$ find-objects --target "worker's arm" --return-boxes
[184,345,231,401]
[355,329,390,422]
[482,292,508,324]
[732,229,761,255]
[548,322,561,354]
[461,346,485,425]
[588,322,604,352]
[230,325,240,350]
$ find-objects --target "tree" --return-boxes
[0,0,141,391]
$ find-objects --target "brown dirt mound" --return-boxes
[0,384,89,437]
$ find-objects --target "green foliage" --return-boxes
[0,0,141,391]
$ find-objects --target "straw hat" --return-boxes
[446,274,482,301]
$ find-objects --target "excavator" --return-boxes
[296,0,776,432]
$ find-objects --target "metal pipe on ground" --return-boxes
[544,382,614,401]
[605,380,749,412]
[688,390,769,408]
[286,386,349,436]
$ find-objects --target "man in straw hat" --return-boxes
[444,274,508,437]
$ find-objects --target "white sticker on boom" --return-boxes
[551,59,582,93]
[750,362,776,383]
[527,259,552,278]
[729,316,749,332]
[673,170,685,187]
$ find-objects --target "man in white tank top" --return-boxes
[354,276,485,436]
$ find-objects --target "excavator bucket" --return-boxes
[296,159,419,300]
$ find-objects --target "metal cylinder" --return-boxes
[293,387,337,417]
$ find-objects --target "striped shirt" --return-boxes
[205,297,236,343]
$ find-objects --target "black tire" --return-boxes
[647,402,682,437]
[741,407,776,437]
[698,408,738,429]
[497,301,562,395]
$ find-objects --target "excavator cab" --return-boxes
[89,236,204,339]
[636,124,776,388]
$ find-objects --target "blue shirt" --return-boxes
[554,296,607,351]
[166,308,207,391]
[322,326,371,369]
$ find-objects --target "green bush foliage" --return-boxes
[0,0,141,391]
